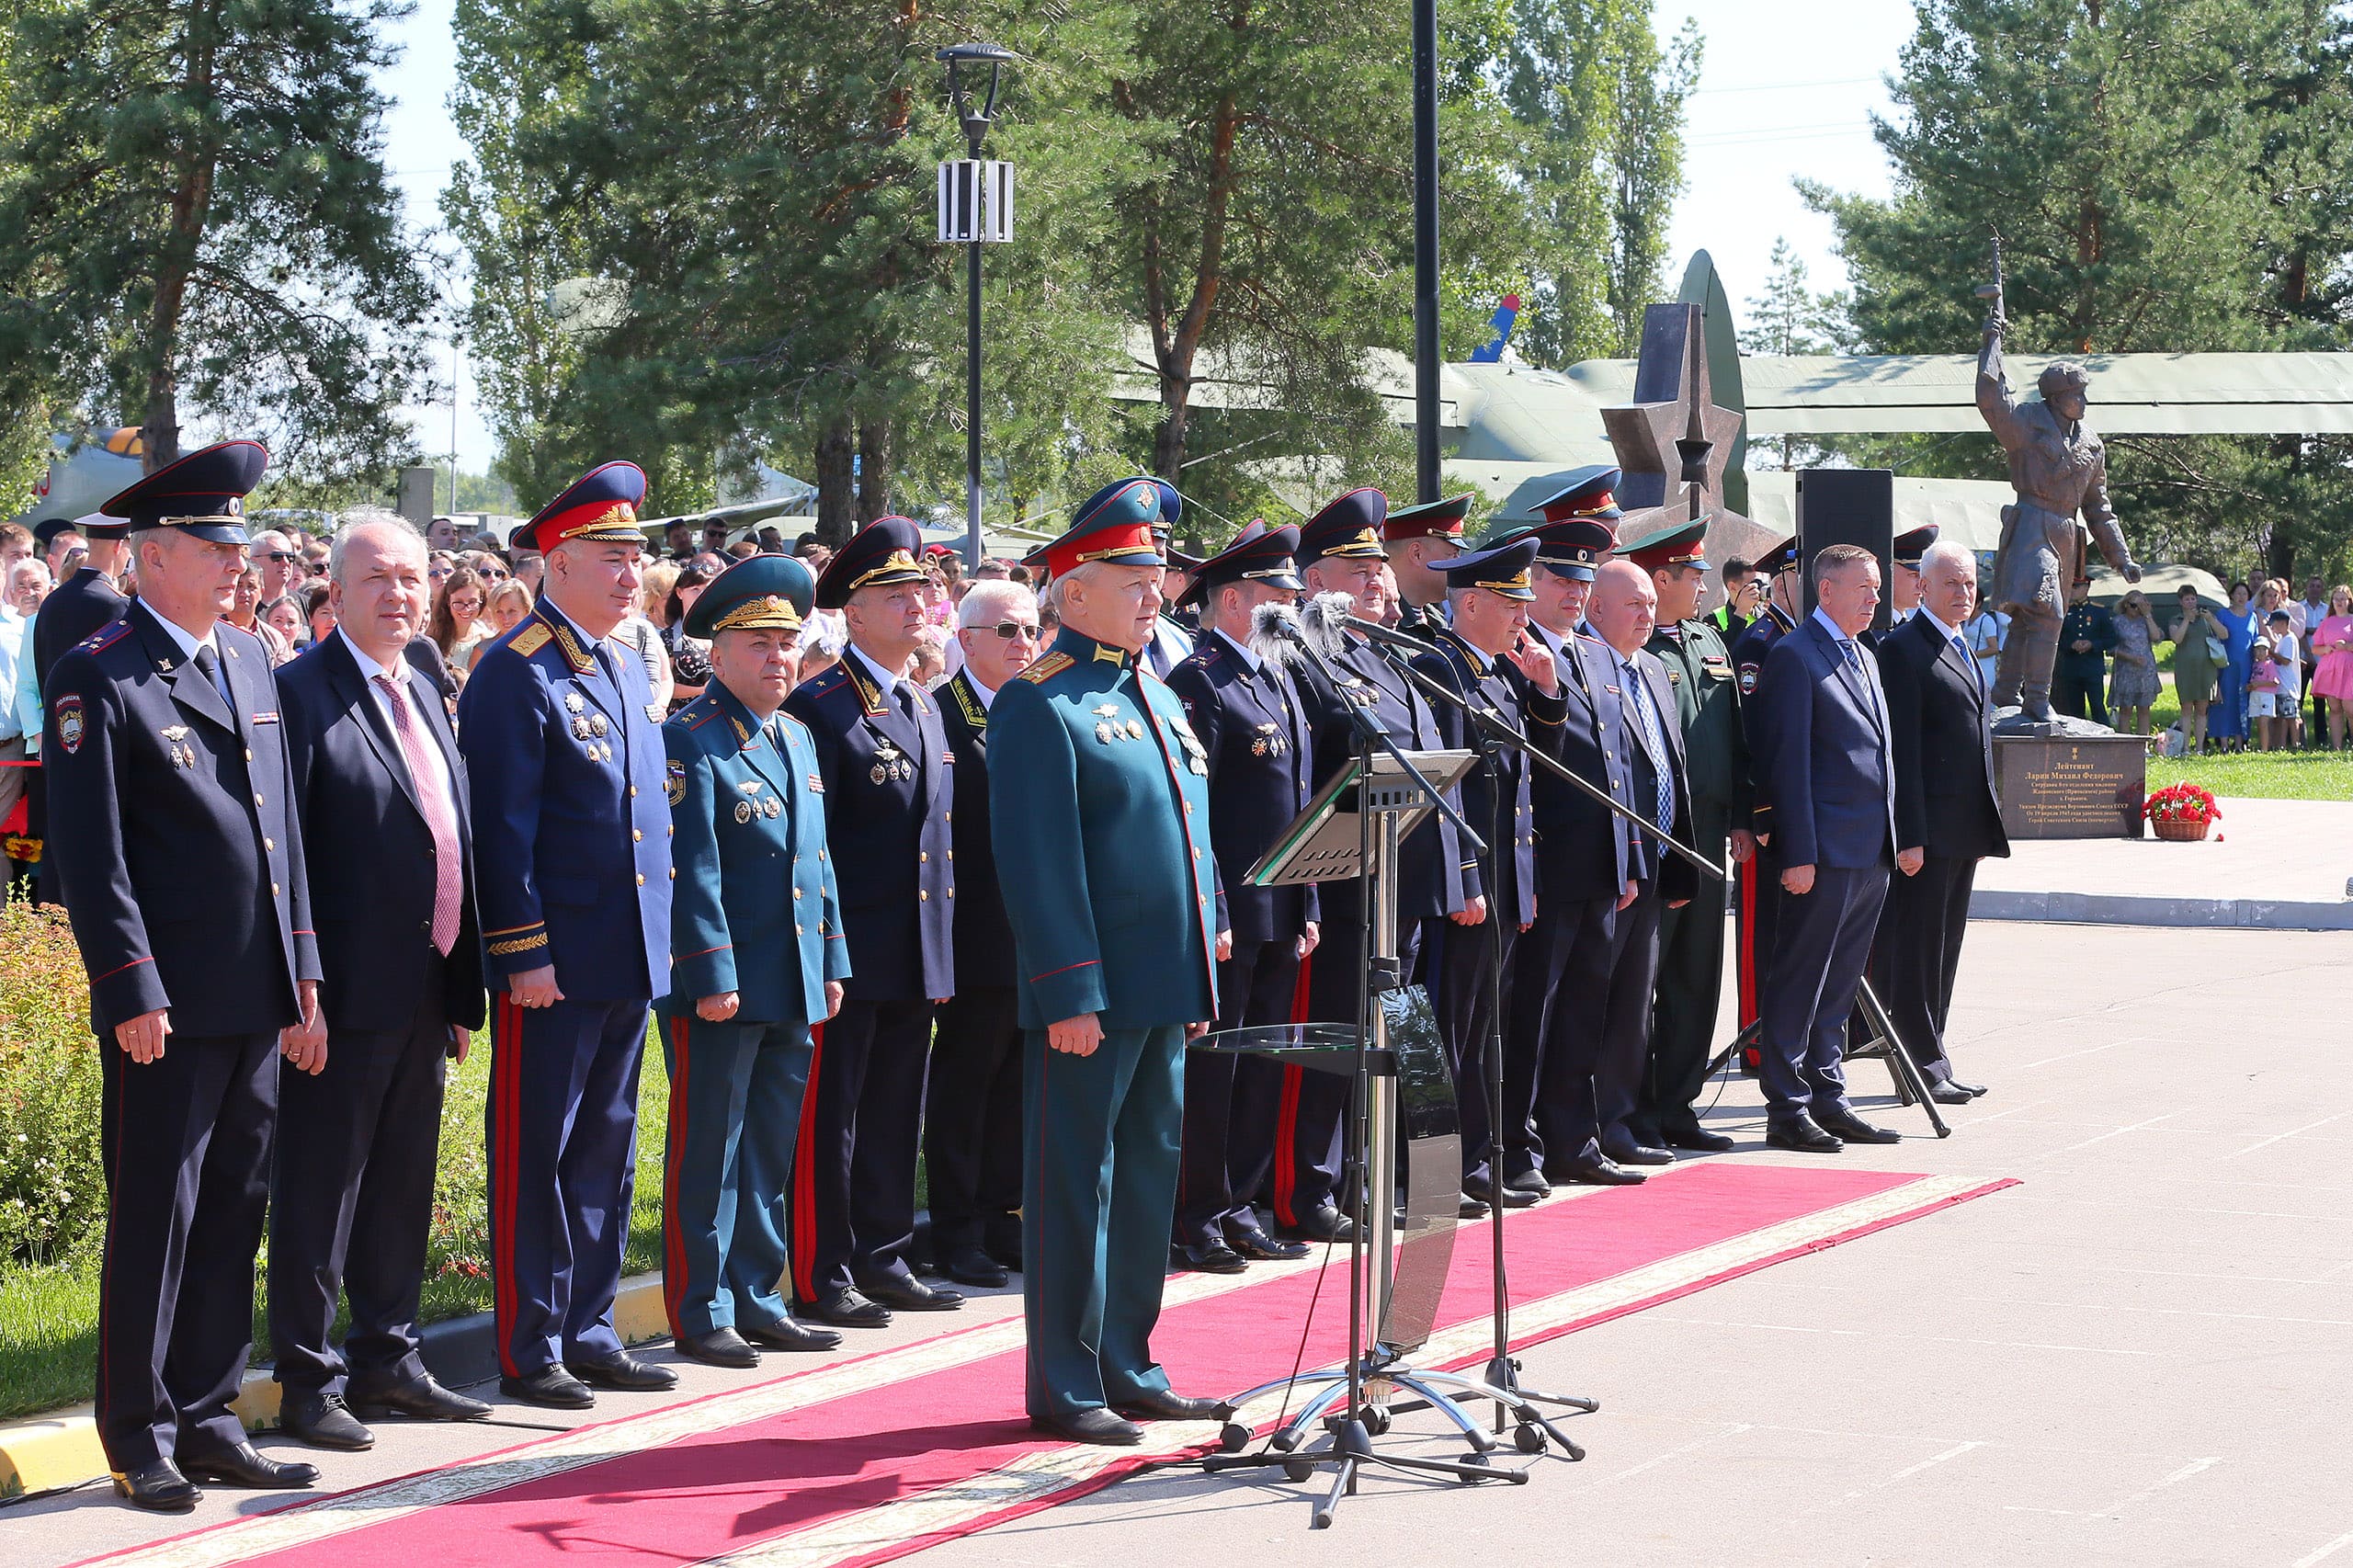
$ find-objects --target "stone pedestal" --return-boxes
[1993,733,2149,840]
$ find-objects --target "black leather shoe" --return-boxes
[347,1374,492,1422]
[112,1460,199,1513]
[1656,1124,1736,1153]
[1948,1080,1988,1098]
[180,1442,320,1490]
[1505,1168,1552,1197]
[279,1390,375,1451]
[1227,1226,1310,1261]
[1112,1388,1222,1421]
[936,1245,1011,1290]
[567,1351,679,1392]
[742,1317,844,1353]
[1461,1176,1539,1209]
[1284,1204,1357,1243]
[1765,1115,1844,1153]
[1601,1138,1676,1166]
[1928,1082,1975,1106]
[676,1327,760,1369]
[859,1273,965,1312]
[1456,1191,1491,1219]
[1814,1108,1901,1144]
[801,1289,893,1328]
[1029,1408,1144,1446]
[1560,1155,1646,1187]
[501,1366,596,1408]
[1174,1241,1247,1274]
[985,1239,1024,1273]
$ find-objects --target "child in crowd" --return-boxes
[2266,608,2302,751]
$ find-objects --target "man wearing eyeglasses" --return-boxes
[252,531,303,604]
[924,579,1042,1290]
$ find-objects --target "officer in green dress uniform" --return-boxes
[990,478,1224,1448]
[657,555,851,1369]
[1620,518,1745,1153]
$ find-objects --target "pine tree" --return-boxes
[0,0,437,480]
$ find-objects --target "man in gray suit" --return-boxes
[1750,544,1902,1153]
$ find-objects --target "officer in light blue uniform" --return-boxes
[991,478,1224,1448]
[459,460,676,1409]
[657,554,852,1369]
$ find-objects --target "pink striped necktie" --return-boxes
[376,674,462,956]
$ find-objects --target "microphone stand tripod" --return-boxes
[1198,620,1581,1526]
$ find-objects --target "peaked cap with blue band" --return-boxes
[100,439,269,545]
[512,460,649,554]
[686,552,817,639]
[813,516,929,609]
[1178,520,1302,608]
[1437,535,1540,601]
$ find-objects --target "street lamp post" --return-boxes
[1412,0,1439,505]
[936,43,1016,570]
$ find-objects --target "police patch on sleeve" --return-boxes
[665,756,687,805]
[1737,665,1758,695]
[55,694,84,754]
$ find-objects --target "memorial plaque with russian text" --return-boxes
[1993,735,2147,839]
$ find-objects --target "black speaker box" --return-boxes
[1795,469,1896,631]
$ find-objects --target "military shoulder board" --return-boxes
[1019,652,1074,684]
[510,623,551,656]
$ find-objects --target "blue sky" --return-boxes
[375,0,1915,475]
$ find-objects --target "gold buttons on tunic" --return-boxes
[636,873,647,886]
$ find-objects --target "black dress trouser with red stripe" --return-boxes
[787,996,933,1305]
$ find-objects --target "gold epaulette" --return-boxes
[1019,652,1074,684]
[510,623,551,656]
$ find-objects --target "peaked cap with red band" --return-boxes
[1029,477,1165,581]
[1382,492,1472,541]
[512,460,649,554]
[1531,463,1622,524]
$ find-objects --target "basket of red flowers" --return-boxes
[2144,782,2221,842]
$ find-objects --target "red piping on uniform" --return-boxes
[1029,959,1098,983]
[491,994,523,1376]
[790,1022,825,1302]
[1736,863,1758,1027]
[1270,951,1313,1226]
[91,956,153,983]
[662,1016,690,1335]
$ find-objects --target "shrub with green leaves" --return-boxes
[0,903,102,1264]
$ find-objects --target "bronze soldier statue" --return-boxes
[1976,307,2142,722]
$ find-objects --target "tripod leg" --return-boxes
[1859,980,1949,1137]
[1386,1374,1499,1451]
[1313,1455,1356,1529]
[1705,1017,1762,1081]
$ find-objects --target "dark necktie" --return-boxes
[377,675,463,955]
[194,644,233,710]
[895,680,919,725]
[1622,658,1674,835]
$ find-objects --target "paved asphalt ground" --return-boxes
[10,918,2350,1567]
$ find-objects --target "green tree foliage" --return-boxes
[1805,0,2353,582]
[1740,235,1851,469]
[1500,0,1698,365]
[0,0,438,480]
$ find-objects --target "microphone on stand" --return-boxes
[1344,614,1438,656]
[1295,591,1357,657]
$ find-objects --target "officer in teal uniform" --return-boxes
[991,477,1224,1448]
[658,555,852,1369]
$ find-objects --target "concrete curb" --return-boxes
[1971,888,2353,931]
[0,1272,675,1501]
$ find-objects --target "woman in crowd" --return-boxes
[613,578,675,711]
[260,594,305,653]
[301,580,337,648]
[2107,589,2160,735]
[2211,580,2258,752]
[2169,585,2226,755]
[224,564,292,665]
[485,577,535,636]
[661,559,719,709]
[431,566,494,675]
[2309,585,2353,750]
[641,560,682,634]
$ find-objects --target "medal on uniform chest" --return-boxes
[573,716,595,740]
[161,723,194,768]
[762,797,780,818]
[564,691,586,715]
[1251,721,1283,757]
[590,713,609,736]
[735,800,755,824]
[1126,719,1144,739]
[1094,721,1117,744]
[872,738,910,784]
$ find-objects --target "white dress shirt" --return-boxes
[849,640,911,704]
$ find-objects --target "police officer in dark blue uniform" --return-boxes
[461,461,676,1410]
[658,554,851,1369]
[30,512,131,905]
[989,478,1223,1446]
[1409,537,1568,1212]
[1165,522,1319,1272]
[1730,535,1802,1058]
[1490,500,1638,1191]
[1382,493,1472,642]
[1277,488,1466,1239]
[47,440,325,1510]
[784,517,959,1325]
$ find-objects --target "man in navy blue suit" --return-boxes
[460,462,676,1409]
[1749,544,1903,1153]
[272,517,491,1450]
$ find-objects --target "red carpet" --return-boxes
[80,1164,2012,1568]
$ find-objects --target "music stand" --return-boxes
[1194,745,1587,1525]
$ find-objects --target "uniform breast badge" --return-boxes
[665,757,687,805]
[1095,721,1117,744]
[161,723,195,768]
[735,800,755,824]
[564,691,586,714]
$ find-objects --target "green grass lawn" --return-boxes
[2120,673,2352,801]
[0,1026,672,1421]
